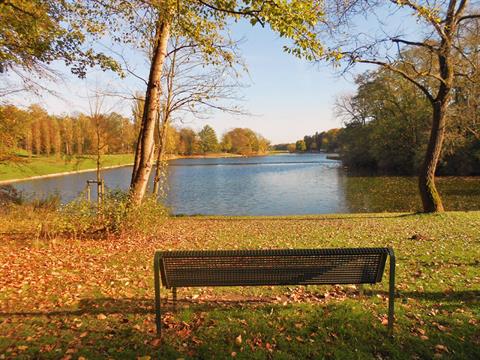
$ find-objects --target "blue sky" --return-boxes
[10,19,360,145]
[10,3,425,144]
[204,22,355,144]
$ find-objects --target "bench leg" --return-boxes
[154,255,162,336]
[388,252,396,337]
[173,287,177,311]
[358,284,364,296]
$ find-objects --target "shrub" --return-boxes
[0,189,169,240]
[58,189,170,237]
[0,185,23,208]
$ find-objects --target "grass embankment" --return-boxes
[0,211,479,359]
[0,154,134,182]
[0,152,267,183]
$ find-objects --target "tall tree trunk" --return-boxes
[130,19,171,205]
[418,100,447,212]
[130,114,144,187]
[418,50,453,213]
[152,43,176,197]
[152,112,170,196]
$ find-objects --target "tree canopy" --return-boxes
[198,125,219,153]
[0,0,121,96]
[316,0,480,212]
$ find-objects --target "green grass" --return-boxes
[0,211,479,359]
[0,154,134,182]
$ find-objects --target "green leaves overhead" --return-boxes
[0,0,122,78]
[195,0,326,60]
[1,0,329,81]
[82,0,327,66]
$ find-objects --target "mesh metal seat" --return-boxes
[154,247,395,336]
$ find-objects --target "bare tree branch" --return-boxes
[352,58,435,103]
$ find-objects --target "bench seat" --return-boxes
[153,247,395,336]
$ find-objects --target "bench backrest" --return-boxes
[155,248,391,288]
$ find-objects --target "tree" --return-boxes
[220,134,233,152]
[256,134,270,154]
[335,44,480,176]
[150,35,245,196]
[221,128,269,155]
[61,117,74,156]
[198,125,219,153]
[222,128,255,155]
[177,128,199,155]
[296,140,307,152]
[287,143,296,153]
[86,0,326,204]
[319,0,480,212]
[0,102,136,158]
[335,68,431,173]
[0,104,29,159]
[0,0,120,96]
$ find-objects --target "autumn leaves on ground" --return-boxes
[0,206,479,359]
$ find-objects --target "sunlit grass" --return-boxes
[0,211,479,359]
[0,154,133,182]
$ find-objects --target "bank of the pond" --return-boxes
[0,210,478,359]
[0,152,269,184]
[0,154,135,184]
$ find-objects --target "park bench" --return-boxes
[154,247,395,336]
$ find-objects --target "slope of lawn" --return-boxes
[0,154,134,182]
[0,211,479,359]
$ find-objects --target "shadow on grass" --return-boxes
[1,295,479,359]
[371,289,480,304]
[180,213,422,221]
[1,289,479,318]
[0,297,281,318]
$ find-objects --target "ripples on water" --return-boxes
[11,153,480,215]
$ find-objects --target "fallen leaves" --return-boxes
[434,344,449,354]
[0,213,479,358]
[235,334,242,346]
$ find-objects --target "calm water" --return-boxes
[10,153,480,215]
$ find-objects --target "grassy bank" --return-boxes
[0,154,134,182]
[0,209,479,359]
[0,152,268,183]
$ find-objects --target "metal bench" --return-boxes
[154,247,395,336]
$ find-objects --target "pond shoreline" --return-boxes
[7,153,480,214]
[0,152,266,185]
[0,163,135,185]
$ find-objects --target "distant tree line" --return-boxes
[0,104,270,160]
[164,125,270,156]
[0,104,136,159]
[273,129,341,153]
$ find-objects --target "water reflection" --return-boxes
[343,175,480,213]
[166,156,347,215]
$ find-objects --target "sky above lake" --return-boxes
[9,19,359,145]
[8,5,422,144]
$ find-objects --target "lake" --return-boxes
[10,153,480,215]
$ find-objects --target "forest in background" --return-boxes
[0,104,270,161]
[289,46,479,176]
[334,65,480,176]
[272,129,341,153]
